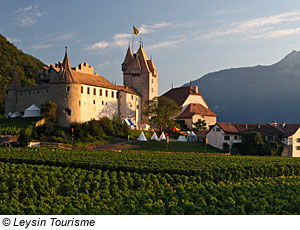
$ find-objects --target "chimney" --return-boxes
[246,124,248,130]
[195,86,199,93]
[257,123,261,128]
[282,121,286,128]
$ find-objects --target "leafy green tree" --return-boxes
[144,96,179,132]
[0,34,45,115]
[40,100,58,123]
[193,119,207,131]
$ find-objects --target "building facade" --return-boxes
[5,46,156,128]
[206,122,300,157]
[162,86,217,129]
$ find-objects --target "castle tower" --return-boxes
[5,69,21,117]
[50,48,82,126]
[122,45,158,124]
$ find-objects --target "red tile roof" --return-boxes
[161,86,205,107]
[176,103,217,119]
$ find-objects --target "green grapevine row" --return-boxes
[0,148,300,182]
[1,161,300,214]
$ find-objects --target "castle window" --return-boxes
[65,108,71,116]
[111,91,114,98]
[79,100,81,106]
[131,95,133,100]
[37,90,40,94]
[102,101,104,105]
[151,88,153,92]
[93,88,96,95]
[81,86,83,93]
[100,89,102,96]
[116,92,119,98]
[87,87,90,94]
[93,100,95,104]
[105,90,108,97]
[152,79,154,84]
[66,87,70,92]
[137,105,139,109]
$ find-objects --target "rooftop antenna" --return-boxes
[190,80,192,86]
[171,83,173,89]
[65,46,68,56]
[150,55,152,60]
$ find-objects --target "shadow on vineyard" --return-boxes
[1,147,300,214]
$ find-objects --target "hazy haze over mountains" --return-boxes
[185,50,300,123]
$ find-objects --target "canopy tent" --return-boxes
[171,126,180,132]
[187,131,197,142]
[137,131,148,141]
[23,104,41,118]
[177,135,187,142]
[150,132,159,141]
[159,132,167,141]
[122,119,136,129]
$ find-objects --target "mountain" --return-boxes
[0,34,45,115]
[184,50,300,123]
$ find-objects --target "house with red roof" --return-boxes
[161,86,217,129]
[206,121,300,157]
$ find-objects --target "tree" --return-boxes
[144,96,179,132]
[40,100,58,123]
[193,119,207,131]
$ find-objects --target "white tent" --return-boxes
[159,132,166,141]
[150,132,159,141]
[187,131,197,142]
[177,135,187,142]
[137,131,148,141]
[23,104,41,118]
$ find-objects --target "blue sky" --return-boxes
[2,0,300,94]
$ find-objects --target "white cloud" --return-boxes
[251,27,300,39]
[15,5,46,27]
[31,44,53,49]
[87,41,109,50]
[197,11,300,41]
[149,39,183,49]
[86,22,173,51]
[139,22,173,34]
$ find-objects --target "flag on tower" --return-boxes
[133,26,139,36]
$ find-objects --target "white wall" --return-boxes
[291,128,300,157]
[207,125,242,150]
[182,95,208,112]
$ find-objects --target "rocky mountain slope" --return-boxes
[185,51,300,123]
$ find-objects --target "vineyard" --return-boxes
[0,117,40,135]
[1,147,300,214]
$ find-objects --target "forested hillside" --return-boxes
[0,34,45,116]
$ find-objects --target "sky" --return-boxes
[2,0,300,94]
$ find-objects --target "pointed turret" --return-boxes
[7,68,21,91]
[136,46,150,74]
[122,46,133,72]
[54,47,79,84]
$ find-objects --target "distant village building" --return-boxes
[162,86,217,129]
[5,45,158,128]
[207,121,300,157]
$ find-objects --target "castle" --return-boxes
[5,45,158,128]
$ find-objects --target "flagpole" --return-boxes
[132,25,134,53]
